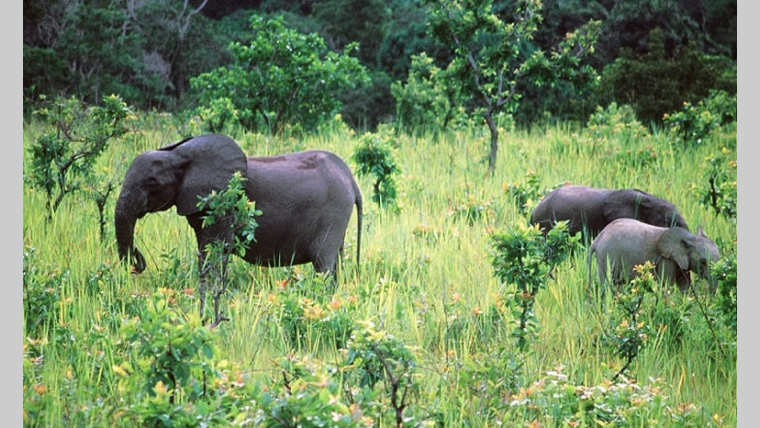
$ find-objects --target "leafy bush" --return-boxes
[711,253,737,333]
[503,171,547,217]
[190,14,369,134]
[352,131,401,210]
[23,246,69,336]
[506,367,715,426]
[391,53,463,137]
[491,222,580,350]
[257,354,368,427]
[120,294,215,404]
[195,97,240,134]
[602,262,656,381]
[692,148,737,218]
[341,320,420,427]
[586,102,649,146]
[196,171,263,325]
[600,27,736,125]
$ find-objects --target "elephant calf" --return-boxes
[530,185,688,238]
[115,134,363,323]
[588,218,720,291]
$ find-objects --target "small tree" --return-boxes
[81,167,119,243]
[190,14,370,134]
[195,172,262,326]
[425,0,599,174]
[490,222,579,350]
[390,52,464,137]
[29,94,131,220]
[352,131,400,210]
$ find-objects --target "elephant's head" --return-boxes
[604,189,689,231]
[656,226,721,283]
[115,134,247,273]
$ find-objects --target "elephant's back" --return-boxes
[593,219,666,259]
[531,185,609,232]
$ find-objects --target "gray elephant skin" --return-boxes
[587,218,720,291]
[115,133,363,289]
[530,185,689,237]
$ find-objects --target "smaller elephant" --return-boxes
[587,218,720,291]
[530,185,689,238]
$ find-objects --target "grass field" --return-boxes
[23,112,737,426]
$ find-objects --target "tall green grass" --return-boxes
[22,115,736,426]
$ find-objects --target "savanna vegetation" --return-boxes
[24,0,736,426]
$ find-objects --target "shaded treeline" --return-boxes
[24,0,735,130]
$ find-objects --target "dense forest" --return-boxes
[24,0,736,130]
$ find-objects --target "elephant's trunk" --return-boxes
[115,190,147,273]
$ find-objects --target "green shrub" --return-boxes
[120,294,215,404]
[602,262,656,381]
[196,171,263,324]
[195,97,240,134]
[692,148,737,218]
[352,131,401,210]
[256,354,364,427]
[391,53,463,137]
[491,222,580,350]
[586,102,649,146]
[711,253,737,333]
[190,14,369,134]
[506,367,716,426]
[23,246,69,336]
[341,320,421,427]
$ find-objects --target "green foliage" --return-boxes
[491,222,580,350]
[29,94,131,217]
[197,171,262,258]
[272,273,357,349]
[121,294,215,402]
[692,148,737,218]
[587,102,649,145]
[426,0,600,172]
[23,3,146,108]
[256,354,364,427]
[600,27,736,125]
[503,170,545,216]
[342,320,420,427]
[190,14,370,134]
[603,262,656,381]
[196,171,263,324]
[391,53,464,137]
[23,246,69,336]
[352,131,401,210]
[664,90,737,147]
[194,97,240,134]
[455,346,525,417]
[506,367,716,426]
[711,253,737,333]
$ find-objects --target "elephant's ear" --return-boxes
[656,229,690,271]
[169,134,248,216]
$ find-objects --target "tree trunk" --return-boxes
[484,111,499,175]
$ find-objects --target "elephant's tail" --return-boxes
[353,180,363,275]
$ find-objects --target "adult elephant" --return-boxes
[587,218,720,291]
[115,134,363,322]
[529,185,689,238]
